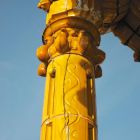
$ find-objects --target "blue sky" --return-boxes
[0,0,140,140]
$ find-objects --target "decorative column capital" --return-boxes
[36,0,105,78]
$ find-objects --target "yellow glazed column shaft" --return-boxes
[41,54,97,140]
[37,27,105,140]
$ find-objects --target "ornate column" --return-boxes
[36,0,105,140]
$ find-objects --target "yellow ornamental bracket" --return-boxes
[36,0,105,140]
